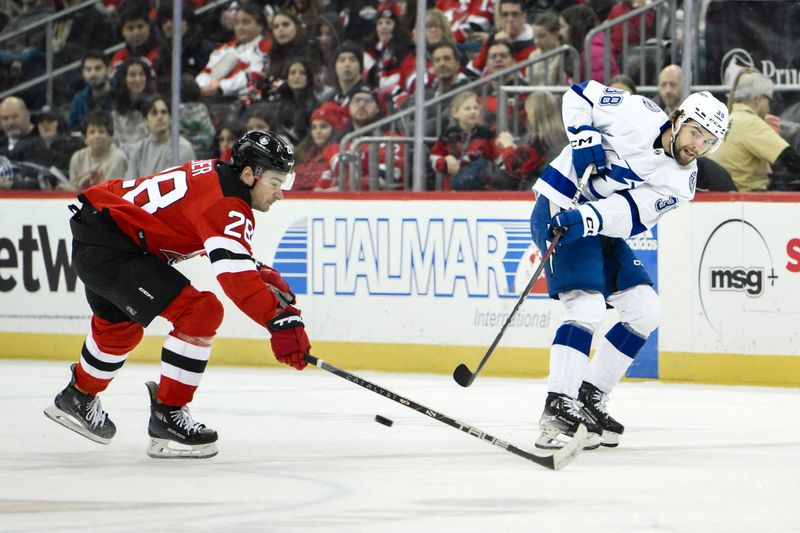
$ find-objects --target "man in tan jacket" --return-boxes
[709,72,800,191]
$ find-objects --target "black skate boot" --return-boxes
[536,392,602,450]
[43,363,116,444]
[145,381,218,459]
[579,381,624,447]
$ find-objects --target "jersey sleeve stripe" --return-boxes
[586,178,605,200]
[208,248,254,264]
[211,258,257,276]
[204,235,249,255]
[618,190,647,236]
[204,235,256,276]
[539,165,578,200]
[570,82,594,108]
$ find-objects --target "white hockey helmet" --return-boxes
[673,91,729,153]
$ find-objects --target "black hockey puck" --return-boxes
[374,414,394,427]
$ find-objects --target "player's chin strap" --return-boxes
[669,113,684,158]
[246,165,265,190]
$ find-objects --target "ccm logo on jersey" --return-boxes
[654,196,678,212]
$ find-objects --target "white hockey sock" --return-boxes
[584,322,646,393]
[547,323,593,398]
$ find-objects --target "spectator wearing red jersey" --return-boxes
[196,2,270,98]
[495,91,568,190]
[109,3,161,74]
[430,91,503,190]
[436,0,495,48]
[294,101,348,190]
[466,0,534,78]
[317,84,404,191]
[365,3,414,101]
[606,0,655,61]
[45,131,311,459]
[401,8,457,96]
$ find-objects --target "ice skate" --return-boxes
[145,381,218,459]
[43,363,116,444]
[579,381,624,447]
[536,392,602,450]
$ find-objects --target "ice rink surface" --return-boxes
[1,359,798,533]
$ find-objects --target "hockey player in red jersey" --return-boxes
[44,130,310,458]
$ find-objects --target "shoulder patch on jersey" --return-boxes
[642,98,662,113]
[654,196,678,212]
[689,170,697,194]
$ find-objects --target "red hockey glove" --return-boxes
[266,306,310,370]
[259,264,296,310]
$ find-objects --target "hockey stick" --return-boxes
[304,353,587,470]
[452,235,560,387]
[452,163,596,387]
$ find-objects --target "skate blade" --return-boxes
[535,427,601,451]
[600,431,620,447]
[43,405,111,445]
[146,437,218,459]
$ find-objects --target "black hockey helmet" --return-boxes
[231,130,296,189]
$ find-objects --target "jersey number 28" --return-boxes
[121,169,188,214]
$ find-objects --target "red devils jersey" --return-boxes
[82,159,279,327]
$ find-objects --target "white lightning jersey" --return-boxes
[533,80,698,238]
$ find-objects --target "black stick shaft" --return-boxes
[305,354,584,470]
[454,164,595,387]
[456,233,560,387]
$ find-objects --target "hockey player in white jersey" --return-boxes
[530,80,728,449]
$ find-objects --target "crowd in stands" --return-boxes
[0,0,798,192]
